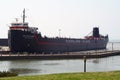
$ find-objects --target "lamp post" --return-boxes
[84,56,87,72]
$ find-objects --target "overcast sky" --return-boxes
[0,0,120,41]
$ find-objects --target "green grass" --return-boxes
[1,71,120,80]
[0,71,17,77]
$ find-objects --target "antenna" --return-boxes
[23,8,25,23]
[59,29,61,38]
[15,18,18,22]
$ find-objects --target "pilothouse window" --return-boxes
[11,23,28,27]
[12,23,20,26]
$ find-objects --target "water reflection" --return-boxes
[0,56,120,76]
[43,63,60,65]
[0,42,120,76]
[92,59,99,64]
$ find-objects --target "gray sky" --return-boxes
[0,0,120,41]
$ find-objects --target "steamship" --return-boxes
[8,10,109,53]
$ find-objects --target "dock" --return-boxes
[0,50,120,60]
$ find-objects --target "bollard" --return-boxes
[83,56,87,72]
[112,43,113,51]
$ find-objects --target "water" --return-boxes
[0,42,120,76]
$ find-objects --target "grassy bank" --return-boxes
[0,71,17,77]
[0,71,120,80]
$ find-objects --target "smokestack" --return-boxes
[93,27,99,37]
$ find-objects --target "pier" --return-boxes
[0,50,120,60]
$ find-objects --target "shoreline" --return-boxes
[0,50,120,60]
[1,71,120,80]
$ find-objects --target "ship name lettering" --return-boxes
[66,40,90,43]
[66,40,81,43]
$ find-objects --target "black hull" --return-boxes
[0,39,8,46]
[8,30,108,53]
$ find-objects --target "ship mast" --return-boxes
[23,8,25,23]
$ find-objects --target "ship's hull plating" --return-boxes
[8,30,108,53]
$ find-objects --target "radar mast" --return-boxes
[23,8,26,23]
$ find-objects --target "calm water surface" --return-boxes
[0,42,120,76]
